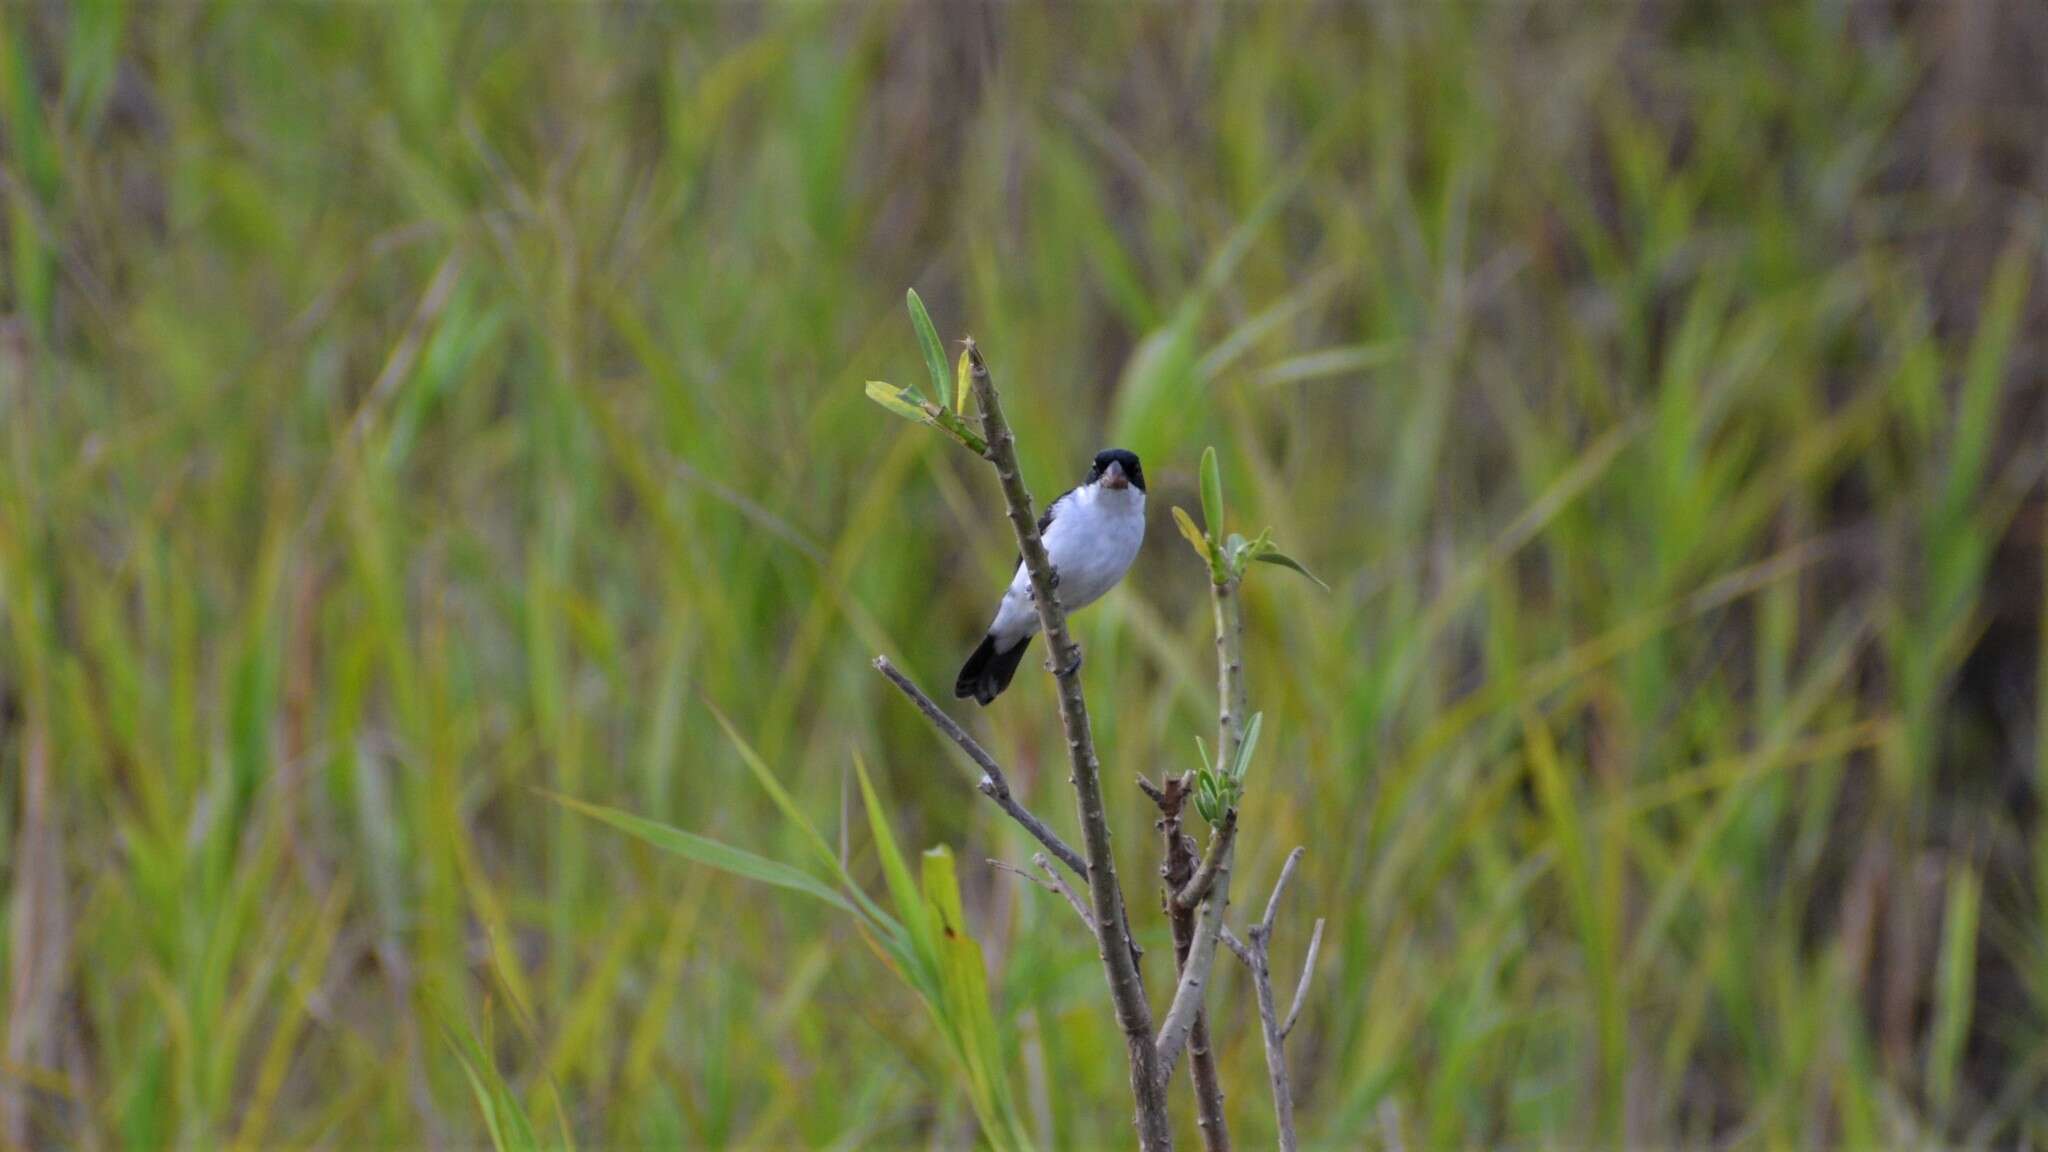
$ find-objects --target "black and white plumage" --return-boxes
[955,448,1147,705]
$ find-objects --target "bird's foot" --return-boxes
[1045,566,1061,590]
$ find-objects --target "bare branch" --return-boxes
[1259,846,1306,939]
[1249,941,1299,1152]
[1227,847,1318,1152]
[873,655,1087,879]
[873,654,1004,779]
[989,856,1094,937]
[1174,808,1239,910]
[1281,917,1326,1040]
[1220,924,1254,967]
[1035,853,1094,932]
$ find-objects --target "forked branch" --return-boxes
[1221,846,1326,1152]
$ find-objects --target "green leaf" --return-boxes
[865,380,989,455]
[1194,734,1213,778]
[437,1007,545,1152]
[908,289,951,410]
[709,705,841,874]
[866,380,928,424]
[1171,506,1211,562]
[1229,712,1263,783]
[1199,445,1224,549]
[1195,776,1223,825]
[709,707,903,937]
[1250,548,1331,591]
[546,791,855,914]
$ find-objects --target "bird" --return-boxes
[955,448,1147,705]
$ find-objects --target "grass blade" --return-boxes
[545,791,854,915]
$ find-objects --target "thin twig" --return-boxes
[1226,847,1314,1152]
[1035,853,1094,932]
[1250,934,1299,1152]
[873,655,1087,879]
[1259,846,1306,939]
[1281,918,1326,1040]
[1220,924,1254,966]
[1136,773,1167,805]
[1174,808,1239,910]
[989,855,1094,937]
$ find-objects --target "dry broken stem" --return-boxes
[1151,775,1233,1151]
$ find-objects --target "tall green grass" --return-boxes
[1,2,2042,1147]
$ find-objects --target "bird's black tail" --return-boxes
[954,633,1031,705]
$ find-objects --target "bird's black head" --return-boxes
[1088,448,1145,493]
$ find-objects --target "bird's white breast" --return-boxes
[989,483,1146,644]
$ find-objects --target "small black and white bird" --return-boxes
[955,448,1147,705]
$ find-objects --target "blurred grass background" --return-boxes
[3,1,2047,1147]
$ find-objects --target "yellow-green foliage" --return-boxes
[0,2,2042,1148]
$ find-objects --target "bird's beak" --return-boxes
[1102,460,1129,490]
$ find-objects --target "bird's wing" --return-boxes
[1010,487,1074,574]
[1037,488,1071,537]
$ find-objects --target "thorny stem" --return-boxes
[963,342,1171,1151]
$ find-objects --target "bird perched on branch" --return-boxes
[955,448,1146,704]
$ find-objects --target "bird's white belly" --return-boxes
[988,488,1144,644]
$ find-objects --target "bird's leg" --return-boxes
[1046,565,1061,590]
